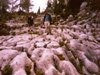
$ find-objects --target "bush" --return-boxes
[88,0,100,10]
[57,54,65,60]
[25,65,31,75]
[0,24,11,35]
[0,28,10,35]
[2,64,13,75]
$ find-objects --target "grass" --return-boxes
[59,40,65,47]
[2,64,12,75]
[0,28,10,35]
[25,64,32,75]
[35,69,44,75]
[57,54,65,60]
[34,62,44,75]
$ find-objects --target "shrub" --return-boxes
[0,28,10,35]
[35,69,44,75]
[57,54,65,60]
[59,40,65,47]
[2,64,13,75]
[25,65,31,75]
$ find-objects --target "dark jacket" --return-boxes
[43,13,52,24]
[27,16,33,26]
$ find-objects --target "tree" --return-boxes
[51,0,85,18]
[0,0,9,13]
[0,0,9,23]
[87,0,100,10]
[20,0,33,12]
[8,0,18,12]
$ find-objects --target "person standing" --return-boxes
[43,13,52,33]
[43,12,52,34]
[43,12,52,28]
[27,16,34,26]
[27,15,34,33]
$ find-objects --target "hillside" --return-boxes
[0,1,100,75]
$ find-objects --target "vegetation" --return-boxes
[2,64,13,75]
[57,54,65,60]
[25,64,31,75]
[0,24,10,35]
[34,62,44,75]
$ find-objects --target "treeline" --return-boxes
[0,0,34,23]
[0,0,33,13]
[49,0,100,19]
[0,0,100,22]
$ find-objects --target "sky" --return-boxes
[7,0,52,13]
[30,0,49,13]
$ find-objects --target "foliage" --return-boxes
[0,24,10,35]
[0,28,9,35]
[35,68,44,75]
[20,0,33,12]
[2,64,13,75]
[57,54,65,60]
[34,62,44,75]
[25,64,31,75]
[0,0,9,11]
[87,0,100,10]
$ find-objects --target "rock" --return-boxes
[47,41,59,48]
[84,57,99,74]
[80,2,88,10]
[0,71,1,75]
[10,52,34,75]
[51,47,68,60]
[35,42,46,48]
[79,34,87,40]
[59,60,80,75]
[69,39,81,50]
[31,48,45,61]
[77,51,100,74]
[0,50,19,70]
[45,65,65,75]
[37,50,54,71]
[67,15,74,22]
[82,66,91,75]
[13,69,27,75]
